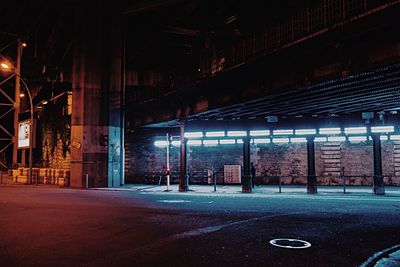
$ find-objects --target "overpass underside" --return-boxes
[124,1,400,195]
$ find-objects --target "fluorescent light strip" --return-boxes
[171,140,180,146]
[273,129,293,135]
[348,136,367,142]
[291,137,307,143]
[390,135,400,140]
[344,127,367,134]
[184,132,203,138]
[219,139,236,145]
[253,138,270,144]
[154,140,168,147]
[250,130,270,136]
[380,135,388,141]
[319,128,341,135]
[205,131,225,137]
[371,126,395,133]
[227,131,247,137]
[236,139,243,144]
[314,137,327,142]
[272,138,290,143]
[187,140,202,146]
[295,129,316,135]
[327,136,346,142]
[203,140,219,146]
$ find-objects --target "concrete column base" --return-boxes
[242,175,252,193]
[373,175,385,195]
[307,175,317,194]
[179,175,189,192]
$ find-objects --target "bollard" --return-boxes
[213,173,216,192]
[279,176,282,193]
[342,176,346,194]
[86,174,89,189]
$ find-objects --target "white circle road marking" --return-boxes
[269,238,312,249]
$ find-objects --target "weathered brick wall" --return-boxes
[125,132,400,186]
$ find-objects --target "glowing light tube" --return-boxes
[205,131,225,137]
[250,130,270,136]
[184,132,203,138]
[319,128,341,135]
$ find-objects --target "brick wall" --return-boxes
[125,132,400,186]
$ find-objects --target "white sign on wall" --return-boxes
[224,165,241,184]
[18,120,30,148]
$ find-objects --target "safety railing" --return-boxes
[203,0,400,76]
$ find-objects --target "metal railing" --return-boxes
[203,0,400,77]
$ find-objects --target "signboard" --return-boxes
[224,165,241,184]
[18,120,30,148]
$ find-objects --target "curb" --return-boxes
[360,244,400,267]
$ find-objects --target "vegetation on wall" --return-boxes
[37,95,71,169]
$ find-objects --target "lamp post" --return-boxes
[1,63,34,185]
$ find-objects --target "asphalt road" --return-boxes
[0,185,399,267]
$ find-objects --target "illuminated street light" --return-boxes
[1,62,34,185]
[1,62,10,69]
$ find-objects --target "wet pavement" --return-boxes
[0,183,399,266]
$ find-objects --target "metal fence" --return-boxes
[203,0,400,77]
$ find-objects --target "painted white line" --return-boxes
[157,200,192,203]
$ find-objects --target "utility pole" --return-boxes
[12,39,22,167]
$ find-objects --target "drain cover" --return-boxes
[269,238,311,249]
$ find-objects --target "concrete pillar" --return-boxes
[306,136,317,194]
[372,134,385,195]
[70,0,124,188]
[242,134,252,193]
[179,120,189,192]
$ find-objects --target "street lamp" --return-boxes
[1,62,34,185]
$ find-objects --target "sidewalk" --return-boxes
[93,184,400,198]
